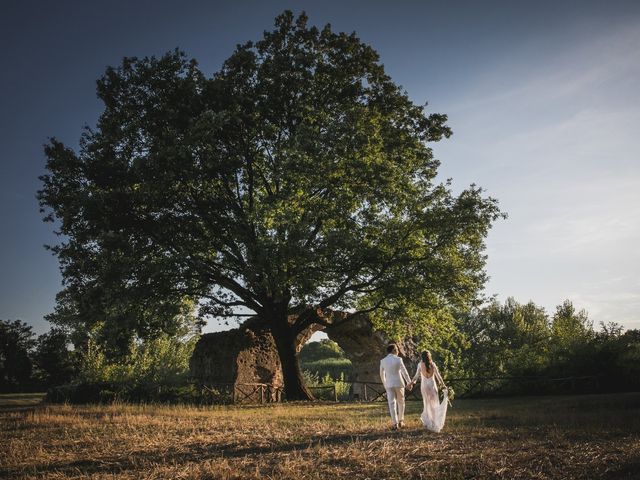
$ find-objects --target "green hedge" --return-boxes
[300,358,352,380]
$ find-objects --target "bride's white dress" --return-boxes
[413,361,448,432]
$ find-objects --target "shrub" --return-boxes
[77,333,197,386]
[46,381,217,404]
[46,328,201,404]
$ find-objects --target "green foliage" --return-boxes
[301,358,353,380]
[38,10,502,399]
[0,319,36,392]
[331,373,352,401]
[46,381,209,404]
[299,339,345,363]
[453,298,551,381]
[450,298,640,396]
[1,321,78,392]
[76,323,197,387]
[548,300,594,372]
[33,327,76,387]
[300,339,353,380]
[587,325,640,390]
[49,321,200,404]
[76,338,109,384]
[301,369,320,387]
[301,341,352,400]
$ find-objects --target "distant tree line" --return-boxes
[439,298,640,396]
[0,310,200,399]
[3,296,639,399]
[0,321,75,393]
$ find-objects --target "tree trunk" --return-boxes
[270,310,314,401]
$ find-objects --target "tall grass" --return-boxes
[2,393,638,479]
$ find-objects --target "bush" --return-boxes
[46,381,217,404]
[77,333,196,387]
[47,329,207,405]
[46,382,121,404]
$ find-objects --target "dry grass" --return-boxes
[1,392,639,479]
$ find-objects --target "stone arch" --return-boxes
[189,313,417,401]
[320,315,417,399]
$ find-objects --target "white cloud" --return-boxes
[434,21,640,330]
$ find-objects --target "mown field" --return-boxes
[1,392,639,479]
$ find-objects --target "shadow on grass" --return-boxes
[0,393,45,413]
[0,427,432,477]
[3,393,639,478]
[4,426,640,479]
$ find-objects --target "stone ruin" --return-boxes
[189,312,417,401]
[188,316,283,401]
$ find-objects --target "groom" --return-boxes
[379,343,412,430]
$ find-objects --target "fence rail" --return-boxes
[201,382,283,404]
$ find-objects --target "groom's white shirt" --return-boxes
[380,353,411,388]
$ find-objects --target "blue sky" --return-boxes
[1,0,639,334]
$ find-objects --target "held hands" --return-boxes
[406,381,415,391]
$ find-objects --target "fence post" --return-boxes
[364,383,368,401]
[334,384,338,402]
[260,384,264,404]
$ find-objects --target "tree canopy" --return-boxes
[39,11,502,399]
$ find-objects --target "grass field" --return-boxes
[1,392,639,479]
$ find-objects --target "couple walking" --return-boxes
[379,343,449,432]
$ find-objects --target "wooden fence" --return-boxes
[201,382,283,404]
[200,375,601,404]
[308,384,339,402]
[445,374,601,397]
[350,375,601,401]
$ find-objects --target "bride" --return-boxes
[409,350,449,432]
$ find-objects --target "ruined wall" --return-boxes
[189,317,283,391]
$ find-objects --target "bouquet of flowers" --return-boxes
[441,385,455,407]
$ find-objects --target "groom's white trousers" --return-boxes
[385,386,405,425]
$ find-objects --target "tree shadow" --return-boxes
[0,427,434,477]
[0,393,45,413]
[601,455,640,480]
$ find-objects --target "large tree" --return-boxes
[39,11,502,399]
